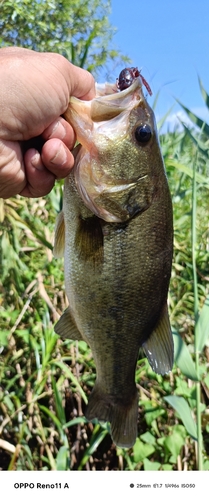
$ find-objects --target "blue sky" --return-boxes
[102,0,209,130]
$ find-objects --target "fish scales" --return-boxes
[54,74,173,448]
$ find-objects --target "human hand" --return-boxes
[0,47,95,198]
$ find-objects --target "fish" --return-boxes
[53,70,174,448]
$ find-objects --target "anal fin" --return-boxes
[143,304,174,375]
[55,306,83,341]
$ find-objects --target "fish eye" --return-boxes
[135,124,152,143]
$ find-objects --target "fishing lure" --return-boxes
[116,66,152,96]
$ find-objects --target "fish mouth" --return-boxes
[94,76,143,99]
[67,77,143,124]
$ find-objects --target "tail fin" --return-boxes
[85,383,138,448]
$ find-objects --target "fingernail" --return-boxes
[50,143,67,165]
[30,150,44,171]
[50,120,66,139]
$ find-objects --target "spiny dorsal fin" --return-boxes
[143,304,174,375]
[55,307,83,341]
[75,216,104,266]
[53,211,65,258]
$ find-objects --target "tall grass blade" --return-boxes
[173,329,198,380]
[157,105,175,132]
[55,445,69,470]
[152,89,160,111]
[178,123,209,158]
[80,29,97,68]
[164,395,197,440]
[63,416,87,429]
[70,43,75,64]
[52,360,88,404]
[51,376,66,426]
[167,159,209,185]
[78,424,108,470]
[198,76,209,109]
[192,153,204,470]
[175,98,209,137]
[39,405,63,429]
[196,294,209,352]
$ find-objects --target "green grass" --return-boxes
[1,91,209,470]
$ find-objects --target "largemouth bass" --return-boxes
[53,70,173,448]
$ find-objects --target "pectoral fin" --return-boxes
[53,211,65,258]
[143,305,174,375]
[55,307,83,341]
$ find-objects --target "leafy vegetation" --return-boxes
[0,0,129,76]
[0,0,209,472]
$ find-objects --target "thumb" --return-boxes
[65,60,96,101]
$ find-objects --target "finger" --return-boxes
[22,148,56,197]
[42,116,76,149]
[66,61,96,100]
[0,139,26,198]
[41,138,74,178]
